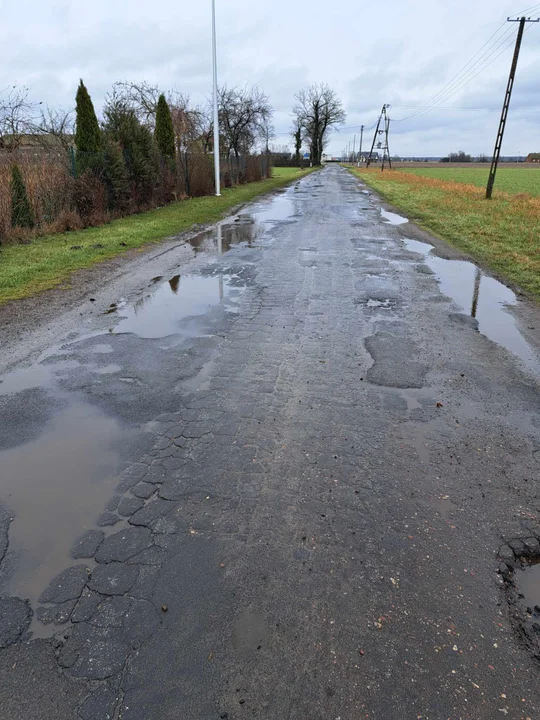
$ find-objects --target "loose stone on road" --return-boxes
[1,166,540,719]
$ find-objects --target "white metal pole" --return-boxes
[212,0,221,196]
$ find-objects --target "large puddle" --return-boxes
[107,188,299,339]
[187,190,297,253]
[113,273,243,339]
[0,184,300,612]
[403,238,539,374]
[0,402,123,604]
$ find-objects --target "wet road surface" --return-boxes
[1,166,540,718]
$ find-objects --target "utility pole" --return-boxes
[353,134,356,163]
[358,125,364,166]
[211,0,221,196]
[381,117,392,172]
[367,105,392,171]
[486,15,538,198]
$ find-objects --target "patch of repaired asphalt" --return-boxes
[365,332,428,388]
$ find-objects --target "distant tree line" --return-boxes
[440,151,491,163]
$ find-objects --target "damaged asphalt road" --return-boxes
[1,165,540,718]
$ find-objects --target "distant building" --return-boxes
[361,152,379,162]
[526,153,540,163]
[0,133,73,152]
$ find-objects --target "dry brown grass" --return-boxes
[0,151,272,245]
[0,152,74,241]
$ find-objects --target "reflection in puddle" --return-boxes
[188,191,297,253]
[381,208,408,225]
[0,403,122,604]
[403,238,539,374]
[0,366,53,395]
[169,275,181,293]
[113,274,243,339]
[0,361,81,395]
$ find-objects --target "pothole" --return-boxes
[354,297,398,310]
[498,537,540,658]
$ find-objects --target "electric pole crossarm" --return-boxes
[486,15,538,199]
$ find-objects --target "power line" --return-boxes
[393,22,518,122]
[408,20,537,124]
[393,28,522,123]
[513,3,540,16]
[486,14,539,198]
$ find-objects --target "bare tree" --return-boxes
[32,106,75,151]
[111,81,161,126]
[111,82,207,153]
[197,108,214,154]
[0,86,38,150]
[218,86,273,159]
[293,83,345,165]
[169,98,208,153]
[259,115,275,154]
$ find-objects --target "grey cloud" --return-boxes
[1,0,539,156]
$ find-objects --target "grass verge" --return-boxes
[350,167,540,301]
[0,167,316,305]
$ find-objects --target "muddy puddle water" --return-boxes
[516,563,540,612]
[0,402,123,605]
[403,238,539,374]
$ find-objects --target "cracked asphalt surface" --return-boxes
[1,165,540,718]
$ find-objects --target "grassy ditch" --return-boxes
[350,167,540,301]
[0,167,315,304]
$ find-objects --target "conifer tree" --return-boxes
[75,80,101,173]
[155,94,175,158]
[10,164,34,228]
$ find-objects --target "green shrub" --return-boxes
[102,137,130,211]
[103,102,159,204]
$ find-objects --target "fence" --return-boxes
[0,149,271,243]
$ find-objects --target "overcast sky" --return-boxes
[2,0,539,157]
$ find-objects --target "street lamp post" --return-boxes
[212,0,221,196]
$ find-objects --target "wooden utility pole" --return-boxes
[486,16,538,198]
[358,125,364,166]
[381,117,392,172]
[367,105,391,170]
